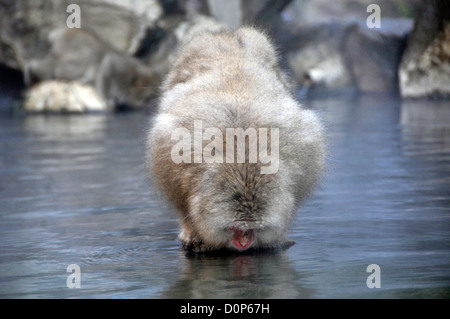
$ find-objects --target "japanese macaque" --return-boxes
[25,28,157,109]
[147,27,325,252]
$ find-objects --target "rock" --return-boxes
[283,23,355,92]
[343,18,413,93]
[0,0,163,110]
[207,0,265,29]
[25,28,158,109]
[23,81,107,113]
[283,0,422,26]
[177,14,226,43]
[399,0,450,98]
[0,0,162,62]
[101,0,163,27]
[92,0,163,55]
[0,40,20,70]
[2,0,432,104]
[205,0,239,28]
[206,0,291,30]
[283,18,413,93]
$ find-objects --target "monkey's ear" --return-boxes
[235,27,278,67]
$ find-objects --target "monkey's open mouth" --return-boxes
[231,228,254,250]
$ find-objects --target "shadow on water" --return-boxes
[162,249,314,299]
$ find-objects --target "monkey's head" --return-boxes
[186,162,296,251]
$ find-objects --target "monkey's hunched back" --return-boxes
[147,27,325,252]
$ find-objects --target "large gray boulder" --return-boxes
[283,0,421,26]
[343,18,413,93]
[284,23,354,93]
[0,0,162,65]
[399,0,450,98]
[23,80,107,113]
[284,18,413,94]
[0,0,162,110]
[25,28,158,109]
[207,0,291,30]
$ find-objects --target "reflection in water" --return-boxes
[0,96,449,298]
[23,115,108,139]
[400,99,450,158]
[163,251,313,299]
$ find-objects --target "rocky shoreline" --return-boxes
[0,0,448,113]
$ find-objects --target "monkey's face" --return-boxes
[189,163,295,251]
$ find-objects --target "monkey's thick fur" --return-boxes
[147,27,325,252]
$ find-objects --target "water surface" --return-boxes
[0,95,449,298]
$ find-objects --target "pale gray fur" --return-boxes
[147,26,325,251]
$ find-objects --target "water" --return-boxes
[0,95,449,298]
